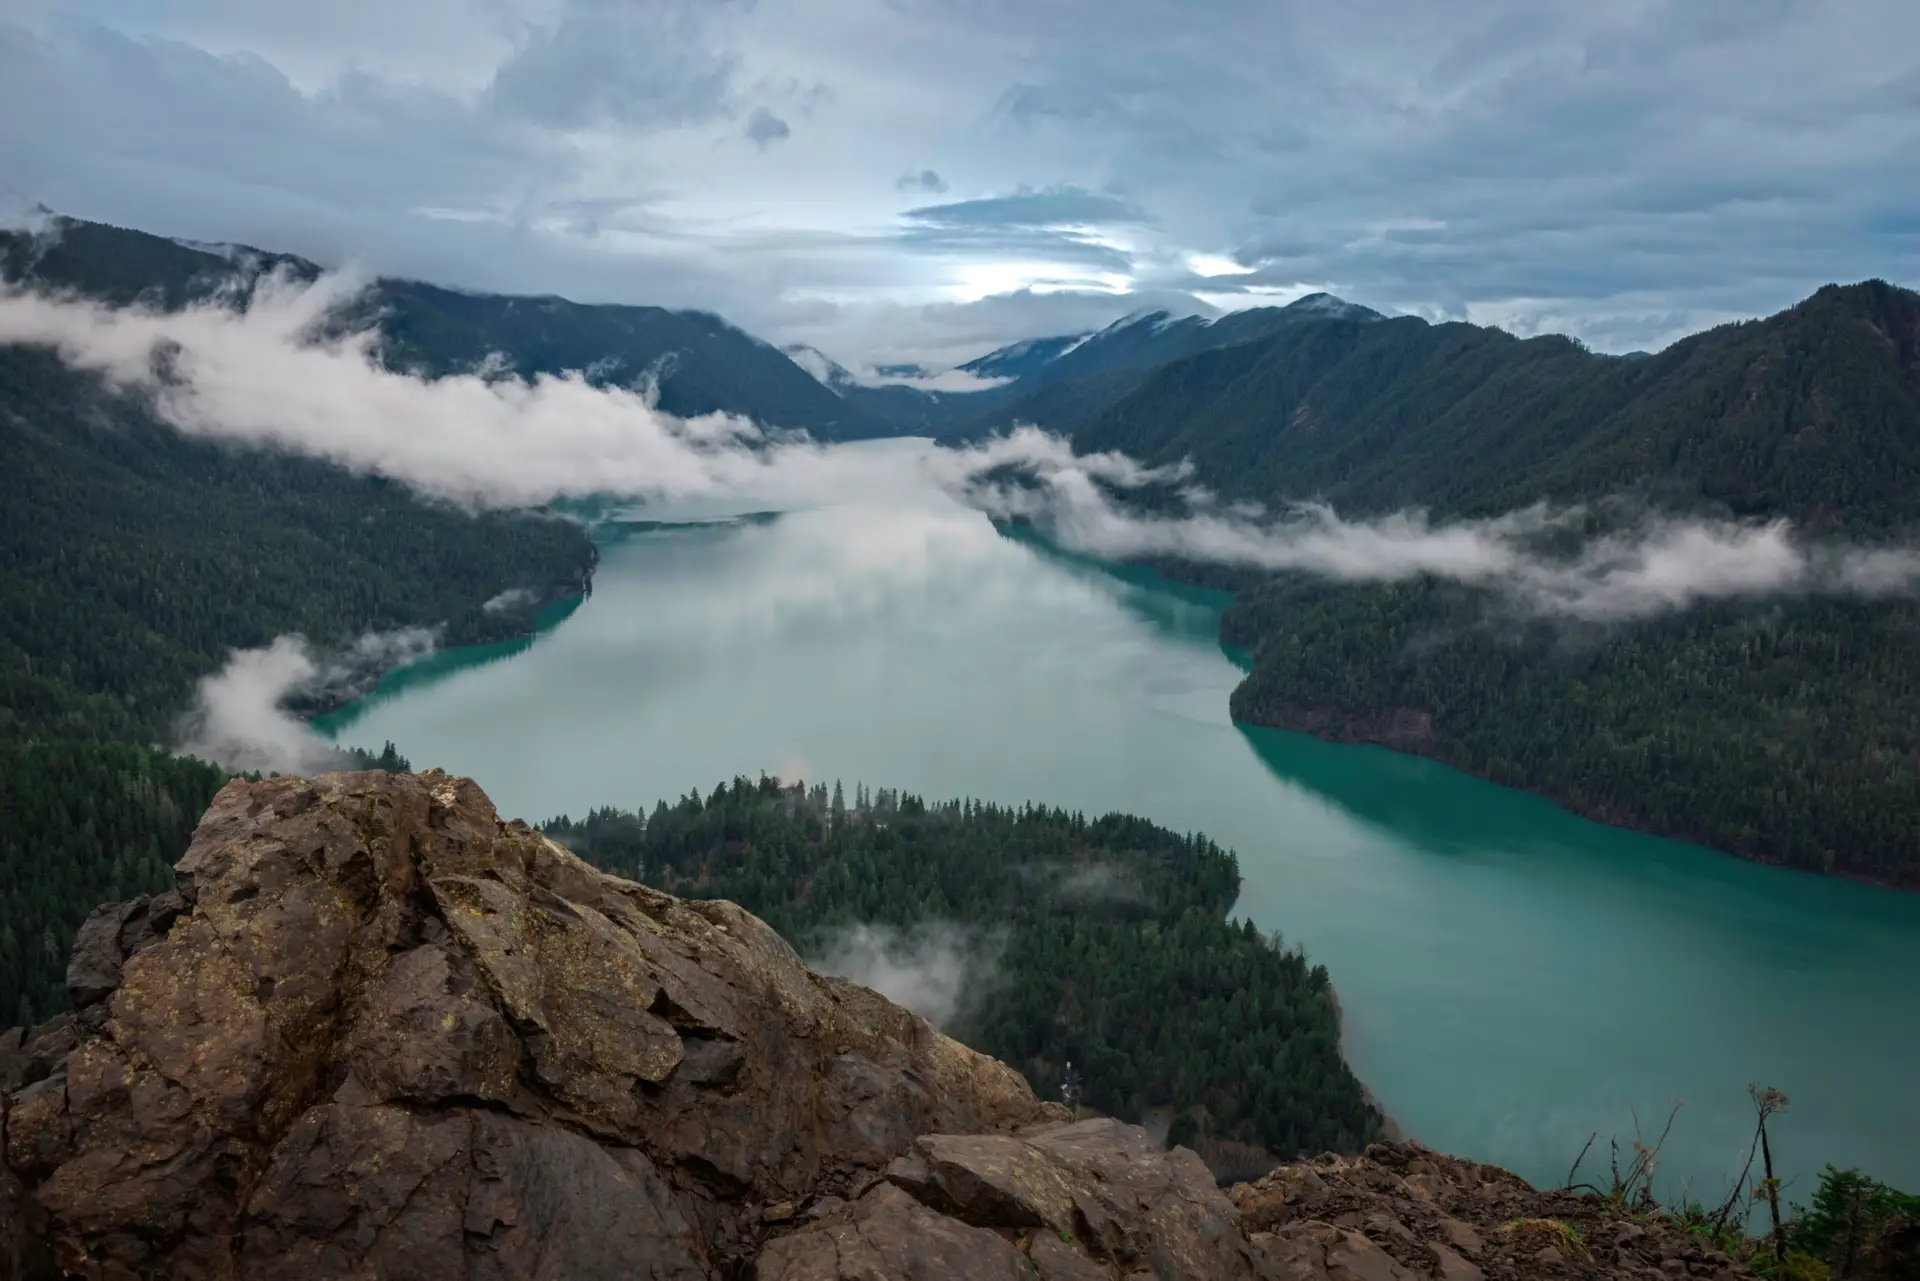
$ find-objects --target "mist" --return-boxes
[3,272,1917,626]
[962,469,1920,624]
[175,628,437,775]
[809,923,1000,1028]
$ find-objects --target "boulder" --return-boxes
[886,1118,1270,1279]
[2,770,1052,1278]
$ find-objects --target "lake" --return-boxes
[318,476,1920,1205]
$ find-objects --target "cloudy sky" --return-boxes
[3,0,1916,368]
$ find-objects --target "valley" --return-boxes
[2,210,1916,1277]
[313,495,1920,1207]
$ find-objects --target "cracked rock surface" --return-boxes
[0,770,1051,1278]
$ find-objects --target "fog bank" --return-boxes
[4,273,1916,628]
[809,923,1001,1028]
[176,629,436,775]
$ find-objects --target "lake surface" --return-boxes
[320,480,1920,1205]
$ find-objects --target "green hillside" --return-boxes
[2,216,897,441]
[0,330,582,1025]
[0,345,595,746]
[1077,282,1920,882]
[1075,281,1920,530]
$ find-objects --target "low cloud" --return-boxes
[809,922,1000,1027]
[0,196,59,237]
[482,587,539,614]
[862,366,1014,393]
[744,106,791,149]
[894,169,948,195]
[3,273,1918,626]
[1050,862,1151,907]
[959,461,1920,624]
[175,628,436,775]
[0,273,1183,513]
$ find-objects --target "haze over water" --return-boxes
[320,470,1920,1205]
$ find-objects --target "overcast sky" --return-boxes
[3,0,1916,368]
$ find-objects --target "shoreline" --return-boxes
[303,584,592,730]
[1325,982,1407,1146]
[1108,548,1916,895]
[1238,705,1920,895]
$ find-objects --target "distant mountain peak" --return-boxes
[1280,292,1382,321]
[780,344,863,396]
[957,332,1095,381]
[1107,307,1172,330]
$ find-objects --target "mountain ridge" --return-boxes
[1071,278,1920,526]
[0,215,899,442]
[1081,277,1920,884]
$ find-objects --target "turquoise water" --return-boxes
[319,493,1920,1204]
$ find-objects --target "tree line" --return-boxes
[1223,576,1920,884]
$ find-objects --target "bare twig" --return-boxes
[1748,1083,1790,1264]
[1564,1131,1598,1192]
[1711,1113,1766,1232]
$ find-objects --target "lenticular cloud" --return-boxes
[2,272,1917,625]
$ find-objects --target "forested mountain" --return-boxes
[545,775,1381,1161]
[1074,281,1920,528]
[1,215,897,440]
[1079,281,1920,883]
[0,345,595,745]
[788,292,1396,441]
[1222,581,1920,883]
[0,286,590,1020]
[1,213,1414,446]
[944,294,1388,440]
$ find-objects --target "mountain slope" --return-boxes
[781,342,1004,436]
[957,331,1093,381]
[951,294,1387,439]
[0,344,595,747]
[1075,281,1920,529]
[0,328,596,1024]
[1082,281,1920,883]
[2,215,897,441]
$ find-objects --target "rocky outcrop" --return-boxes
[0,770,1054,1278]
[761,1118,1274,1280]
[2,769,1764,1280]
[1231,1143,1761,1281]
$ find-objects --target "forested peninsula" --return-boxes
[546,777,1381,1167]
[1071,281,1920,886]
